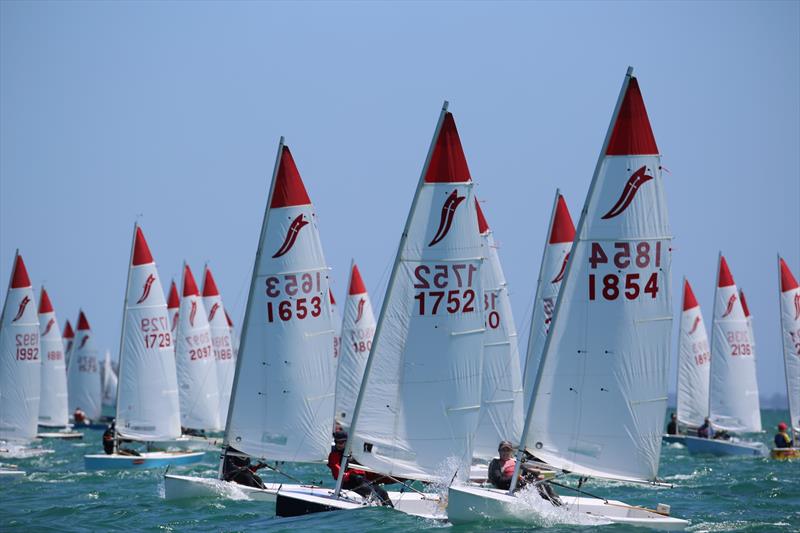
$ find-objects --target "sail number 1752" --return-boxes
[588,241,661,301]
[413,263,477,315]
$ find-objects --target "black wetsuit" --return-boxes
[222,450,266,489]
[667,420,677,435]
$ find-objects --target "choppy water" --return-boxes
[2,410,798,532]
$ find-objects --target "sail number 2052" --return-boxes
[413,264,477,315]
[588,241,661,301]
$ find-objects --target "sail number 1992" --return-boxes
[588,241,661,301]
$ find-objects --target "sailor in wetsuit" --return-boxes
[102,423,140,456]
[222,448,268,489]
[488,440,561,506]
[327,430,392,506]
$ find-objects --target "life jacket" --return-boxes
[774,431,793,448]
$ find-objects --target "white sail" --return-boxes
[334,262,376,429]
[37,287,69,427]
[62,320,74,372]
[101,350,117,408]
[0,253,41,442]
[350,109,485,481]
[522,191,575,409]
[676,278,710,429]
[67,311,102,421]
[525,72,672,483]
[115,225,182,441]
[202,266,235,427]
[167,280,179,354]
[330,289,341,362]
[778,257,800,436]
[225,142,336,462]
[175,264,221,431]
[225,310,239,360]
[472,199,523,460]
[708,256,761,433]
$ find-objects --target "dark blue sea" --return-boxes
[2,410,798,532]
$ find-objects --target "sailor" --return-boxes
[222,447,268,489]
[327,430,392,507]
[488,441,561,506]
[73,407,88,426]
[102,422,140,456]
[774,422,794,448]
[666,413,678,435]
[697,417,714,439]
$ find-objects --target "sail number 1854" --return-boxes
[588,241,661,301]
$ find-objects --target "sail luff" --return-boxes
[113,222,138,423]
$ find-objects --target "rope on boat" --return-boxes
[547,480,669,516]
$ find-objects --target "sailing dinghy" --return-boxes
[36,287,81,440]
[275,105,484,520]
[67,311,103,428]
[202,266,235,427]
[663,279,710,445]
[448,68,688,529]
[0,252,47,463]
[683,255,767,457]
[84,225,204,469]
[770,257,799,460]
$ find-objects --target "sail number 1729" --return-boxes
[588,241,661,301]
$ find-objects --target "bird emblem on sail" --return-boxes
[794,292,800,321]
[721,293,738,318]
[136,274,156,304]
[208,302,220,322]
[551,253,570,283]
[12,295,31,322]
[189,300,197,327]
[79,335,90,349]
[273,214,309,258]
[429,189,466,246]
[171,313,178,333]
[355,298,366,323]
[601,166,653,220]
[688,315,701,335]
[43,317,56,336]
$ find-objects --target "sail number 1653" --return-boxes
[588,241,661,301]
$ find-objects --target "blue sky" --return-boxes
[1,1,798,397]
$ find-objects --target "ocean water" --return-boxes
[2,410,798,532]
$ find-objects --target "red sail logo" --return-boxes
[66,340,73,354]
[429,190,466,247]
[551,253,570,283]
[208,302,220,322]
[12,295,30,322]
[355,298,366,323]
[794,292,800,321]
[136,274,156,304]
[79,335,90,349]
[171,311,179,333]
[189,300,197,327]
[601,166,653,220]
[273,214,309,258]
[688,315,701,335]
[43,318,56,336]
[721,293,738,318]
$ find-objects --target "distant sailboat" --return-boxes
[771,257,800,460]
[167,280,179,352]
[62,320,74,371]
[225,310,239,360]
[84,225,204,469]
[202,266,235,426]
[101,350,118,410]
[67,311,102,425]
[448,68,688,528]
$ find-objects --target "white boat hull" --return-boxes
[164,474,284,501]
[150,435,223,451]
[37,431,83,440]
[447,485,688,530]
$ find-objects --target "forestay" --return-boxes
[350,110,485,481]
[202,266,236,427]
[115,226,181,441]
[709,256,761,433]
[0,253,41,443]
[38,287,69,428]
[225,142,335,463]
[676,278,710,429]
[334,262,376,429]
[176,264,221,431]
[68,311,102,421]
[472,199,523,461]
[522,191,575,409]
[525,73,672,483]
[778,258,800,436]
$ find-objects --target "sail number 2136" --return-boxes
[588,241,661,301]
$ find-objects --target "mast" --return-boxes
[334,102,450,498]
[509,67,635,494]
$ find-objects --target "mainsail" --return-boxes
[202,266,235,427]
[0,253,41,442]
[348,107,485,481]
[523,70,672,483]
[778,257,800,436]
[472,199,523,460]
[101,350,118,409]
[522,191,575,408]
[167,280,179,352]
[63,320,74,371]
[676,278,710,428]
[37,287,69,427]
[330,289,341,361]
[67,311,102,421]
[334,261,376,430]
[115,225,181,441]
[708,255,761,433]
[224,141,336,462]
[175,264,221,431]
